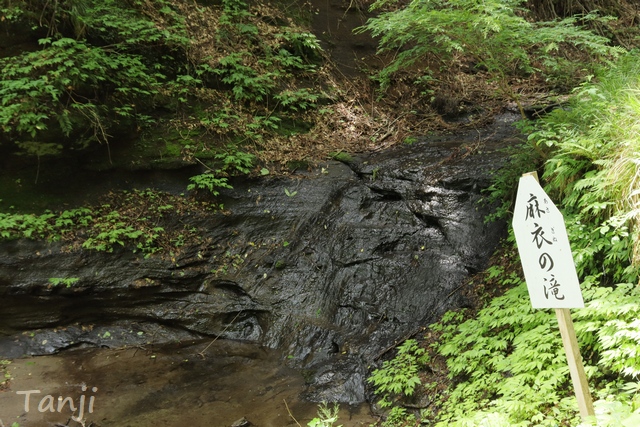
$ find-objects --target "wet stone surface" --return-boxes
[0,114,520,419]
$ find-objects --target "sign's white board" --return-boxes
[512,174,584,308]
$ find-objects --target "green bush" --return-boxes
[530,52,640,284]
[0,189,214,254]
[357,0,622,110]
[369,339,430,409]
[369,52,640,427]
[417,52,640,426]
[0,0,188,150]
[0,0,325,165]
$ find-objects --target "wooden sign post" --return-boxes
[512,172,594,420]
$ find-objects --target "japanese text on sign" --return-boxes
[512,174,584,309]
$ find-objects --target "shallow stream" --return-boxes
[0,340,375,427]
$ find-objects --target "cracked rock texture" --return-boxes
[0,114,520,404]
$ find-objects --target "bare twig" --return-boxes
[283,399,302,427]
[197,310,243,359]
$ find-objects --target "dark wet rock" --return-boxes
[301,356,367,405]
[0,321,201,359]
[0,113,521,404]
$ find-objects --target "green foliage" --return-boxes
[0,0,325,169]
[0,189,214,255]
[579,387,640,427]
[187,173,233,196]
[81,209,163,253]
[575,282,640,380]
[527,52,640,283]
[382,56,640,425]
[48,277,80,288]
[307,402,343,427]
[274,88,319,112]
[329,151,353,163]
[0,5,23,22]
[380,406,417,427]
[201,35,321,133]
[214,52,276,102]
[369,339,429,408]
[485,52,640,284]
[0,0,189,149]
[431,272,579,426]
[427,273,640,426]
[407,56,640,425]
[219,0,255,32]
[215,146,255,174]
[0,211,56,239]
[187,146,254,195]
[358,0,622,105]
[284,188,297,197]
[170,0,324,150]
[277,30,322,61]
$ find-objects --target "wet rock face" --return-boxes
[0,114,519,404]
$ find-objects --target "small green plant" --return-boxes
[214,147,255,174]
[81,209,164,254]
[381,406,416,427]
[277,30,323,61]
[368,339,429,408]
[187,173,233,196]
[274,88,319,112]
[187,146,254,195]
[213,52,276,102]
[48,277,80,288]
[307,402,342,427]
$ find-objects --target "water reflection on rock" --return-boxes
[0,114,521,422]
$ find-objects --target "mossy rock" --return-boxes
[328,151,353,164]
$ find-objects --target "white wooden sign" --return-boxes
[512,174,584,309]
